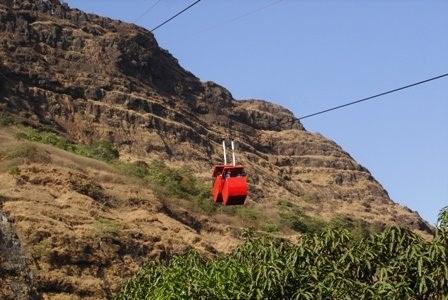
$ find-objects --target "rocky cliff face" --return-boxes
[0,0,432,298]
[0,0,431,243]
[0,211,35,299]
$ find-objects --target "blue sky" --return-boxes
[65,0,448,225]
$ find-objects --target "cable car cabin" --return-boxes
[212,165,248,206]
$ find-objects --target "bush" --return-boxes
[2,143,51,164]
[0,113,14,127]
[191,184,217,214]
[277,200,326,234]
[235,206,263,222]
[76,140,119,162]
[149,163,209,201]
[114,161,150,179]
[116,207,448,300]
[277,200,377,236]
[16,128,72,149]
[328,215,381,240]
[262,222,279,233]
[290,214,325,233]
[8,166,20,176]
[116,160,216,214]
[94,217,122,238]
[32,238,52,259]
[16,127,119,162]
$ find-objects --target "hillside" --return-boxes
[0,126,243,299]
[0,0,433,299]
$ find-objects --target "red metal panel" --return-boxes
[211,165,248,206]
[222,176,248,206]
[212,175,223,203]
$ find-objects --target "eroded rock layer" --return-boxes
[0,0,431,239]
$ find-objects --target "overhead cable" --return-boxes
[298,73,448,120]
[151,0,202,32]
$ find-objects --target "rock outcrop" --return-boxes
[0,211,34,299]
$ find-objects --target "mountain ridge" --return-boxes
[0,0,431,238]
[0,0,433,298]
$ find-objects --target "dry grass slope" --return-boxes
[0,124,427,299]
[0,127,242,299]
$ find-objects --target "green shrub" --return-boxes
[276,200,376,236]
[0,113,14,127]
[16,127,119,162]
[8,166,20,176]
[328,215,381,240]
[191,183,216,214]
[284,212,325,234]
[235,206,262,221]
[262,222,279,233]
[217,205,238,215]
[94,218,122,238]
[3,143,51,163]
[147,163,206,200]
[277,198,294,208]
[32,238,52,259]
[16,128,71,149]
[76,140,119,162]
[115,159,216,214]
[116,207,448,300]
[114,161,150,179]
[278,200,326,234]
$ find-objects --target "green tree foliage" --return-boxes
[116,207,448,300]
[438,206,448,232]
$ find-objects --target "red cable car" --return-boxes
[211,141,248,206]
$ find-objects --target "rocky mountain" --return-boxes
[0,0,432,299]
